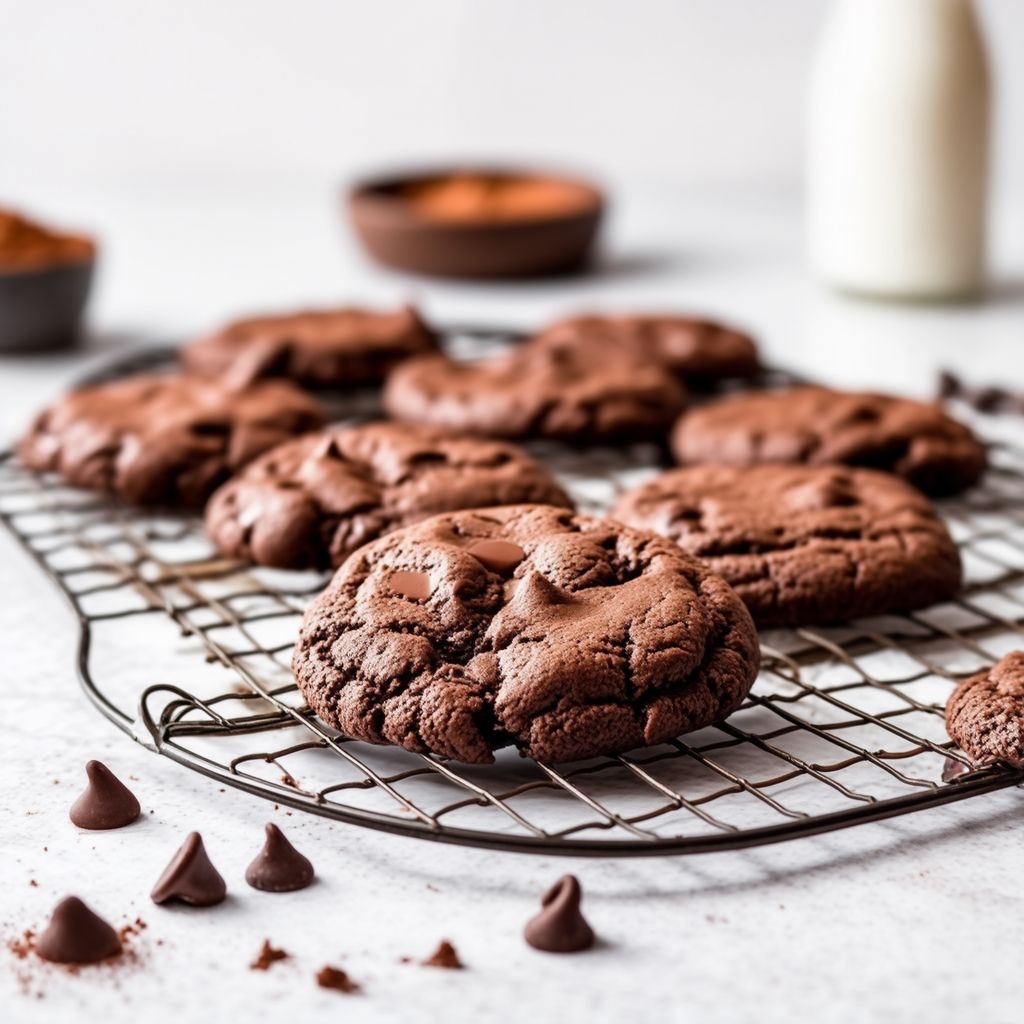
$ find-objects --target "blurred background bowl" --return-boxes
[347,167,605,280]
[0,258,95,353]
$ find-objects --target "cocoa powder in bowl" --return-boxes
[347,167,604,279]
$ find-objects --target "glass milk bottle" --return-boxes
[807,0,991,299]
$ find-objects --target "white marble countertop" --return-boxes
[2,182,1023,1024]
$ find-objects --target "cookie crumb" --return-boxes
[250,940,289,971]
[422,940,464,969]
[316,965,360,993]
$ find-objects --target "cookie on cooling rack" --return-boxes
[182,304,438,388]
[17,373,325,507]
[945,651,1024,769]
[612,465,962,628]
[532,313,760,386]
[383,336,686,443]
[292,504,760,764]
[671,386,987,496]
[205,422,573,570]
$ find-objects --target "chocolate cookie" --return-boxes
[945,651,1024,769]
[383,339,685,443]
[671,387,986,496]
[533,313,759,386]
[18,374,325,507]
[293,505,759,764]
[612,465,962,628]
[205,422,573,570]
[182,305,437,388]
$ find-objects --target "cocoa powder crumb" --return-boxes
[250,940,289,972]
[316,965,360,993]
[422,940,464,969]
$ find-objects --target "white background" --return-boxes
[2,4,1024,1023]
[2,0,1024,192]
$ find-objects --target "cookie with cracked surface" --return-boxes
[671,386,986,496]
[612,465,962,628]
[292,504,760,764]
[17,373,325,507]
[182,305,437,388]
[945,652,1024,769]
[383,340,685,443]
[205,422,573,570]
[533,313,759,386]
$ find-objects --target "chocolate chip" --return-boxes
[937,370,961,399]
[523,875,595,953]
[245,823,315,892]
[421,939,464,969]
[467,538,524,574]
[389,569,432,600]
[316,965,360,993]
[35,897,122,965]
[151,832,227,907]
[69,760,141,831]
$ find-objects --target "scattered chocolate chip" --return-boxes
[35,897,122,965]
[245,823,315,892]
[422,939,464,969]
[467,538,524,575]
[390,569,432,600]
[937,370,962,400]
[524,875,595,953]
[151,832,227,907]
[942,755,970,782]
[974,387,1007,412]
[316,965,360,993]
[69,760,141,831]
[250,939,289,971]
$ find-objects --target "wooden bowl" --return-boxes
[0,258,95,353]
[347,167,605,280]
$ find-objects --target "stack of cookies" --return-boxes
[19,303,996,766]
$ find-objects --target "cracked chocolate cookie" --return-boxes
[533,313,760,386]
[612,465,962,628]
[205,422,573,570]
[945,651,1024,769]
[293,504,760,764]
[383,339,686,443]
[182,305,437,388]
[671,386,986,496]
[18,373,325,507]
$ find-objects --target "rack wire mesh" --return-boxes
[1,330,1022,856]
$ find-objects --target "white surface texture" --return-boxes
[0,182,1023,1024]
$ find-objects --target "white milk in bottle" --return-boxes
[807,0,991,299]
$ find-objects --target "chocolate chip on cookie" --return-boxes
[292,505,760,764]
[533,313,760,386]
[17,373,325,507]
[205,422,573,570]
[182,304,437,389]
[613,465,962,627]
[671,386,986,496]
[383,338,686,443]
[945,651,1024,769]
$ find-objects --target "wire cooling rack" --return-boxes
[1,332,1023,856]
